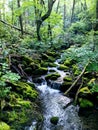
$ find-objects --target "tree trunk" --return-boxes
[70,0,75,23]
[36,0,56,41]
[17,0,23,35]
[94,0,98,31]
[63,0,66,30]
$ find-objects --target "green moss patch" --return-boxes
[11,82,38,101]
[0,122,10,130]
[58,64,69,71]
[50,117,59,125]
[45,73,60,80]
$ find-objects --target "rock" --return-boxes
[63,76,73,82]
[45,73,60,80]
[10,81,38,101]
[33,78,45,84]
[46,51,59,57]
[29,62,40,70]
[41,53,55,62]
[64,59,72,66]
[35,67,48,75]
[60,81,72,92]
[58,64,69,71]
[47,80,61,90]
[0,122,10,130]
[50,117,59,125]
[22,56,33,65]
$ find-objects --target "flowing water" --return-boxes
[26,59,83,130]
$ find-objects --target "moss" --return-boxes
[41,61,49,67]
[41,53,55,62]
[11,82,38,101]
[41,61,57,67]
[63,76,73,82]
[58,64,69,70]
[50,117,59,125]
[48,63,57,67]
[29,62,40,70]
[0,122,10,130]
[74,69,81,76]
[46,51,56,56]
[72,64,81,76]
[22,56,33,65]
[79,98,94,108]
[35,67,48,75]
[45,73,60,80]
[64,59,72,66]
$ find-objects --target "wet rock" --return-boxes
[33,77,45,84]
[47,80,61,90]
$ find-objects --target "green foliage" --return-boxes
[79,98,94,108]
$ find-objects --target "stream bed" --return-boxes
[25,58,98,130]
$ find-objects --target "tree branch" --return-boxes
[0,19,33,35]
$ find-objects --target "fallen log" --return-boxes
[64,61,90,95]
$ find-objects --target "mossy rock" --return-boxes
[58,64,69,71]
[0,122,10,130]
[11,82,38,101]
[50,116,59,125]
[22,56,33,65]
[79,98,94,108]
[45,73,60,80]
[64,59,72,66]
[48,63,57,67]
[35,67,48,75]
[41,53,55,62]
[60,81,72,92]
[46,51,59,57]
[74,69,81,76]
[29,62,40,70]
[41,61,49,67]
[41,61,57,67]
[24,67,32,74]
[63,76,73,82]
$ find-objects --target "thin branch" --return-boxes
[64,61,90,95]
[0,19,33,35]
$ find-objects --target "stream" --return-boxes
[25,58,83,130]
